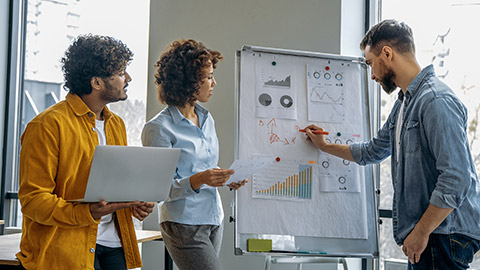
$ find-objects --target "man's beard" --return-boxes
[381,68,397,94]
[101,81,128,103]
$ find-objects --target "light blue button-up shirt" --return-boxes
[351,65,480,245]
[141,104,223,225]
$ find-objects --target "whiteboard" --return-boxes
[233,45,379,258]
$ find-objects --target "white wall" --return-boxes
[143,0,365,269]
[340,0,365,56]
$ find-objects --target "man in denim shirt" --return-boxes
[304,20,480,269]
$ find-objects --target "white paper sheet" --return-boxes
[226,157,275,185]
[306,64,347,123]
[255,57,297,120]
[318,133,362,193]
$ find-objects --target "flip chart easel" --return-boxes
[233,45,379,264]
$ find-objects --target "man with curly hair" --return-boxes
[17,35,154,270]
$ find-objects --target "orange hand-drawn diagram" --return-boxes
[259,118,297,145]
[267,119,281,144]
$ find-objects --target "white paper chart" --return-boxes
[255,56,297,120]
[252,158,313,201]
[318,133,362,193]
[306,64,346,123]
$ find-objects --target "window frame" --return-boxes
[1,0,27,227]
[364,0,383,269]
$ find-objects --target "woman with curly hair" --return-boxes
[141,39,247,270]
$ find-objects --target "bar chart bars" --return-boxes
[253,164,312,200]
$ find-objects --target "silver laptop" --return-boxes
[75,145,180,202]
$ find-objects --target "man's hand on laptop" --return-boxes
[89,200,146,220]
[132,202,155,221]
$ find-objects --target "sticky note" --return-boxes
[247,238,272,252]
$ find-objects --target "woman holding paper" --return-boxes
[141,39,247,270]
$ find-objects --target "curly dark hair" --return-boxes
[154,39,223,106]
[61,34,133,96]
[360,19,415,56]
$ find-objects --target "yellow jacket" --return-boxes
[17,93,142,269]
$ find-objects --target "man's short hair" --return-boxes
[61,34,133,96]
[360,19,415,55]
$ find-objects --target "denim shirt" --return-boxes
[351,65,480,245]
[141,104,223,225]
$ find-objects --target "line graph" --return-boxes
[310,86,344,104]
[308,86,345,122]
[306,64,346,123]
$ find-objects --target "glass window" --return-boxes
[379,1,480,268]
[8,0,150,227]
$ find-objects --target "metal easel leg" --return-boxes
[340,258,349,270]
[265,255,272,270]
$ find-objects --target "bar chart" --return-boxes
[253,163,312,200]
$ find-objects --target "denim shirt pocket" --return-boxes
[404,120,420,153]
